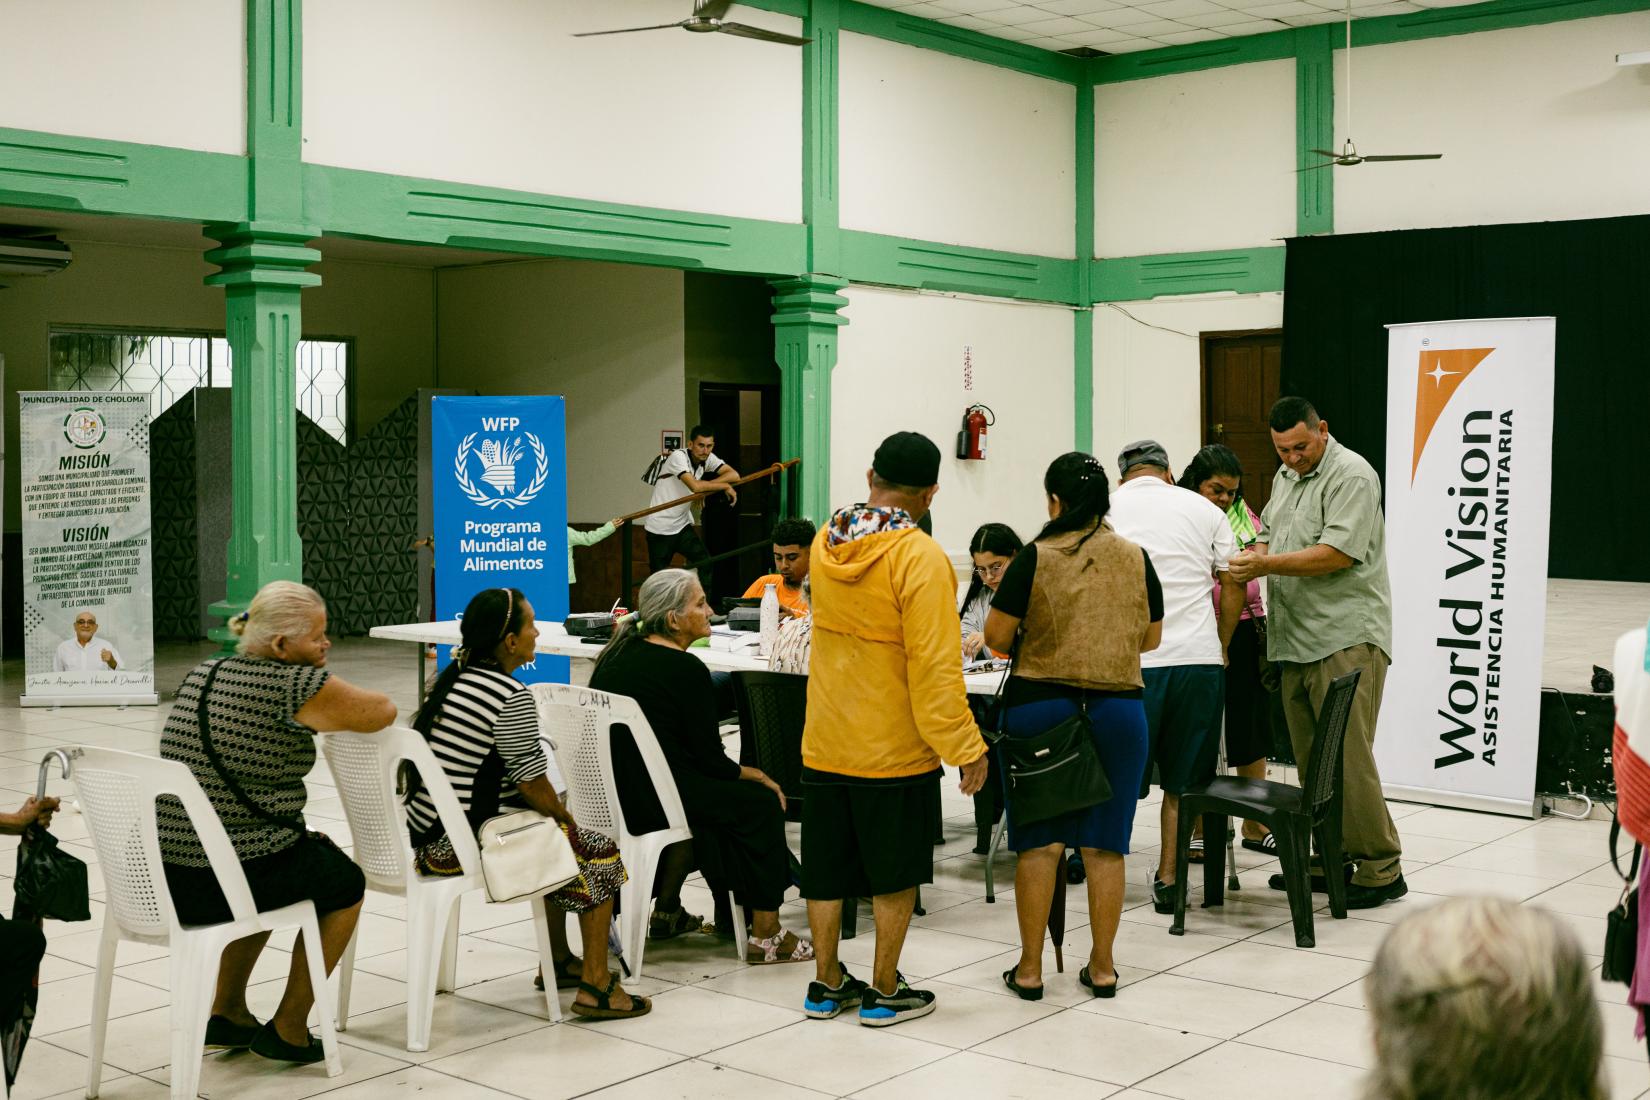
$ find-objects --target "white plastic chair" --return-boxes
[72,747,343,1100]
[320,726,561,1049]
[531,683,747,978]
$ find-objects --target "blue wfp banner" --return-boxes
[432,396,569,684]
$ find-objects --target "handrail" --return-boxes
[612,458,800,526]
[614,457,801,609]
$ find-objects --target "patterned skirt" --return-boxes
[415,823,628,914]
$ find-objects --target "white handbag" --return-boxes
[475,810,580,904]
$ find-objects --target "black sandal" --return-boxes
[1002,967,1044,1001]
[1079,964,1118,1000]
[649,905,704,941]
[570,974,651,1021]
[533,955,586,991]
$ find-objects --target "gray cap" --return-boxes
[1117,439,1170,475]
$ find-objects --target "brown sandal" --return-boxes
[533,956,586,992]
[570,974,650,1021]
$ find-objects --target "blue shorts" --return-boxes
[1141,664,1224,796]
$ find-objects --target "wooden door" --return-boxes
[1202,331,1283,511]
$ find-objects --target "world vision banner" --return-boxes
[19,392,158,706]
[1378,318,1555,816]
[431,395,569,685]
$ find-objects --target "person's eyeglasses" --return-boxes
[973,562,1008,580]
[74,619,95,626]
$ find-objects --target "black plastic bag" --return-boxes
[13,825,89,924]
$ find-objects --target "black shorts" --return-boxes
[799,769,939,900]
[164,833,365,926]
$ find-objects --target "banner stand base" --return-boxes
[20,694,159,709]
[1382,782,1538,820]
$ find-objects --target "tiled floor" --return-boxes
[1,635,1646,1100]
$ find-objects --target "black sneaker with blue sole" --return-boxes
[803,963,869,1019]
[858,973,936,1028]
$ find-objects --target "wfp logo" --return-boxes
[454,417,548,510]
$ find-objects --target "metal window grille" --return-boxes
[47,328,351,444]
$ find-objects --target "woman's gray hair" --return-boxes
[229,580,326,656]
[591,568,702,676]
[1363,895,1604,1100]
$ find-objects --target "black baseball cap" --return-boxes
[873,431,941,488]
[1118,439,1170,475]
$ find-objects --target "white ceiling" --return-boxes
[854,0,1484,56]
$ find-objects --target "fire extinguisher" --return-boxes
[957,404,994,460]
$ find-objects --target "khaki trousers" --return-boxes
[1279,643,1403,888]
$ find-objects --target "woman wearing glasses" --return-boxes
[961,523,1023,661]
[960,524,1022,853]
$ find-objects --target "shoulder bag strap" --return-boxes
[195,659,306,840]
[1610,809,1642,887]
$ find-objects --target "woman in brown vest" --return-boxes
[984,452,1163,1000]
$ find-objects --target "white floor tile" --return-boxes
[306,1065,525,1099]
[1237,1001,1375,1069]
[1404,864,1556,901]
[1399,807,1535,843]
[1078,972,1306,1040]
[142,1044,412,1100]
[334,992,551,1063]
[1168,942,1368,1000]
[12,1038,125,1100]
[706,1018,950,1096]
[1138,1040,1367,1099]
[586,1058,833,1100]
[857,1049,1120,1099]
[858,979,1059,1049]
[974,1009,1218,1086]
[425,1025,680,1100]
[578,985,797,1056]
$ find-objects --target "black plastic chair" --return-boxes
[1170,669,1362,948]
[733,670,808,824]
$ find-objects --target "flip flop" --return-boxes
[570,974,651,1021]
[1187,837,1205,864]
[1079,964,1118,1000]
[1242,834,1278,854]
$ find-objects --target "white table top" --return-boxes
[369,619,1005,695]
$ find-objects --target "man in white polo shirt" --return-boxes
[1106,440,1246,914]
[644,424,740,600]
[54,610,121,672]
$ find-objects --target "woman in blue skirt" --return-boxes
[984,452,1162,1000]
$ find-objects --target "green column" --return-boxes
[204,225,321,644]
[772,275,848,525]
[1074,77,1096,453]
[1295,24,1335,236]
[201,0,316,643]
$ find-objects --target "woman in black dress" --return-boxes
[590,568,812,964]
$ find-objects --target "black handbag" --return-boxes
[1603,811,1640,984]
[14,823,90,923]
[982,642,1112,828]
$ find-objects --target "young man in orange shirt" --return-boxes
[742,517,816,615]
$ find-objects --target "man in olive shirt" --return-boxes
[1228,396,1405,908]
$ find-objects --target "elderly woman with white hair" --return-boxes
[157,581,396,1064]
[589,568,812,964]
[1363,895,1605,1100]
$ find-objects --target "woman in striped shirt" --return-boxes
[404,587,646,1021]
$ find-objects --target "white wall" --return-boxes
[0,0,243,153]
[436,260,686,524]
[839,33,1076,258]
[1092,293,1283,475]
[1334,13,1650,234]
[1094,60,1295,258]
[832,286,1075,555]
[304,0,802,223]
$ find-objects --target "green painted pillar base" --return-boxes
[204,221,321,647]
[772,275,848,525]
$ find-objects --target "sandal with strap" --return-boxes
[649,905,705,941]
[570,974,651,1021]
[1241,832,1278,854]
[1187,837,1206,863]
[533,955,588,992]
[746,930,815,965]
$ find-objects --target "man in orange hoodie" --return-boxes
[799,431,989,1028]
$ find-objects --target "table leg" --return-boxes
[416,641,427,705]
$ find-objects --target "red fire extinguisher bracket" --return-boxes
[957,404,995,461]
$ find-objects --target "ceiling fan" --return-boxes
[1299,1,1441,170]
[575,0,811,46]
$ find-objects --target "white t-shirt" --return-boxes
[643,448,725,535]
[54,636,121,672]
[1106,477,1236,668]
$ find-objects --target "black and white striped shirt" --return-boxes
[405,666,548,839]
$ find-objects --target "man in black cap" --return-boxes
[1107,439,1244,913]
[799,431,988,1028]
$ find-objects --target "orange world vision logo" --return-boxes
[1412,348,1495,482]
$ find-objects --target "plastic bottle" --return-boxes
[759,582,779,657]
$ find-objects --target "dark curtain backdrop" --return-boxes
[1282,214,1650,582]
